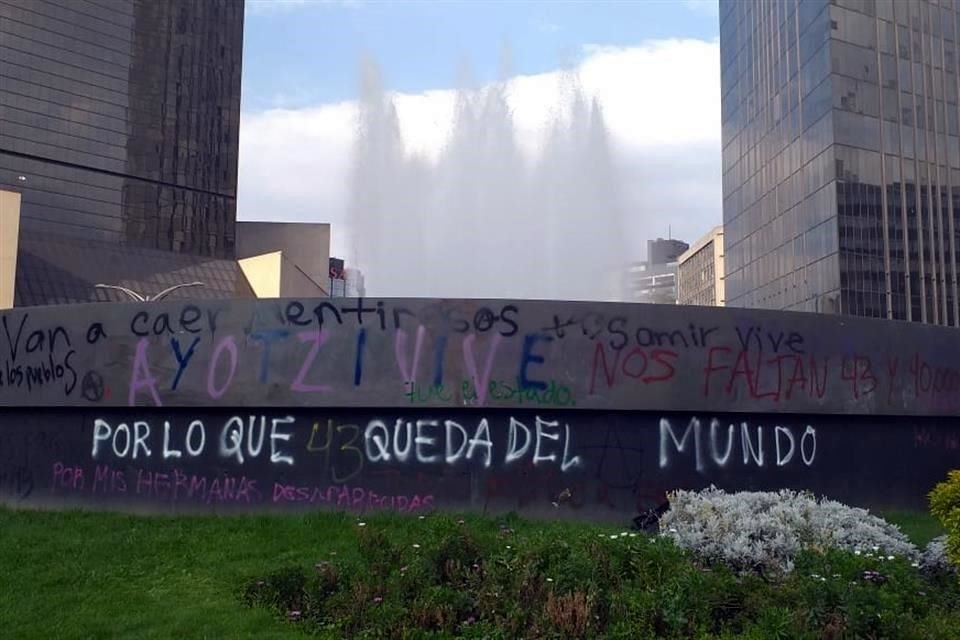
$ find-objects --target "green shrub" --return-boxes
[240,565,305,613]
[241,514,960,639]
[930,470,960,571]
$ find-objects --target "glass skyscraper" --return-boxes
[0,0,250,304]
[721,0,960,326]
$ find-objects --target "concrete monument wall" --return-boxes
[0,298,957,517]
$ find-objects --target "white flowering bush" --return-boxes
[921,536,957,574]
[659,487,920,576]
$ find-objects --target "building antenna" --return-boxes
[668,224,672,240]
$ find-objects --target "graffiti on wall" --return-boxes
[0,298,958,415]
[1,409,957,515]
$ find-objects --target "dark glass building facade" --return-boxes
[721,0,960,325]
[647,238,691,265]
[0,0,251,304]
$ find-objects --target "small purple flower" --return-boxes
[862,570,888,584]
[287,610,302,621]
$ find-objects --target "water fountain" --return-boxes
[348,55,627,301]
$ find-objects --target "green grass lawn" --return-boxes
[0,508,944,639]
[877,509,946,546]
[0,508,618,639]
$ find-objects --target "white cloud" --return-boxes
[237,38,722,290]
[575,40,719,147]
[535,21,562,33]
[238,100,356,224]
[682,0,720,18]
[246,0,362,16]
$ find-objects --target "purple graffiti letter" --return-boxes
[290,328,332,393]
[462,333,502,406]
[129,337,162,407]
[207,336,238,399]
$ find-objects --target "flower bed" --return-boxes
[242,493,960,639]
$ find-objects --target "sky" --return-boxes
[237,0,722,295]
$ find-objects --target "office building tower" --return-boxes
[326,260,366,297]
[329,257,346,296]
[720,0,960,325]
[677,226,726,306]
[647,238,690,266]
[625,237,689,304]
[0,0,249,305]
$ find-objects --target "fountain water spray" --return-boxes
[348,54,627,301]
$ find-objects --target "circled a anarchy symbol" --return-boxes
[81,371,105,402]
